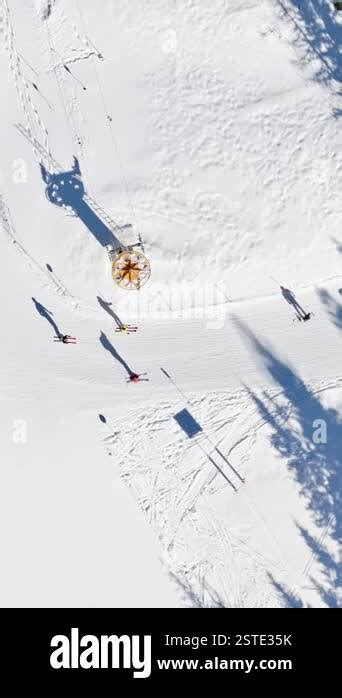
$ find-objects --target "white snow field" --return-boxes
[0,0,341,607]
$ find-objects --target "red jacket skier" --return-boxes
[127,373,148,383]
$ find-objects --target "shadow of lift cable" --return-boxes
[162,369,245,492]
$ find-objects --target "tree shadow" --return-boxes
[233,317,341,607]
[32,297,62,337]
[267,572,306,608]
[40,158,121,248]
[97,296,124,329]
[331,236,342,254]
[168,569,226,608]
[277,1,342,105]
[99,331,134,377]
[317,287,342,329]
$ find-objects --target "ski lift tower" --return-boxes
[106,229,151,290]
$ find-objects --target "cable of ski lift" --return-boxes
[74,0,140,236]
[22,3,150,289]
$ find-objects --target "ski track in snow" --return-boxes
[2,0,51,164]
[98,378,341,608]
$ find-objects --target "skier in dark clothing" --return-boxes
[54,335,77,344]
[280,286,311,321]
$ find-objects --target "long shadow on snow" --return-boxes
[331,236,342,254]
[40,158,121,248]
[97,296,124,329]
[32,297,62,337]
[99,331,134,378]
[233,317,341,607]
[317,287,342,329]
[169,569,225,609]
[277,1,342,102]
[280,285,310,320]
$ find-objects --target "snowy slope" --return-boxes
[0,0,341,607]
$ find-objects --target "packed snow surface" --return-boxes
[0,0,341,607]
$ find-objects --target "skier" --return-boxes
[115,324,138,334]
[54,334,77,344]
[294,312,312,323]
[117,324,129,334]
[127,373,149,383]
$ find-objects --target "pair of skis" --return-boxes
[115,325,138,334]
[293,312,312,323]
[53,336,77,343]
[126,372,149,383]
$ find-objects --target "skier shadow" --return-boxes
[99,331,134,378]
[277,1,342,103]
[97,296,124,329]
[40,158,121,248]
[280,285,310,321]
[32,297,62,337]
[234,317,341,607]
[317,287,342,329]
